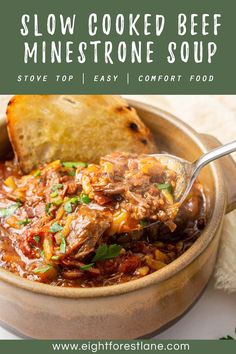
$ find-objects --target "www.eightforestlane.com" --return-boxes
[51,341,190,352]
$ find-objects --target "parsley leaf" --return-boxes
[62,162,87,169]
[80,263,94,271]
[139,219,148,228]
[51,255,59,261]
[50,191,58,198]
[53,198,63,206]
[33,235,40,244]
[34,170,41,177]
[18,218,30,226]
[33,264,53,274]
[49,222,63,233]
[64,196,79,213]
[45,203,52,216]
[92,244,122,262]
[80,193,90,204]
[59,235,66,254]
[155,183,173,194]
[51,184,63,191]
[50,184,63,198]
[64,201,72,213]
[68,170,76,176]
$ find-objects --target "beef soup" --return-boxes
[0,152,206,287]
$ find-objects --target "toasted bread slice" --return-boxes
[6,95,157,173]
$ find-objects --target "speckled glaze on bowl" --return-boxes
[0,100,236,339]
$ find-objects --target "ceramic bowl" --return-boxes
[0,100,236,339]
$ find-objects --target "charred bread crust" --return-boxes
[6,95,157,173]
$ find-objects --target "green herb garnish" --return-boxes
[51,184,63,191]
[64,196,79,213]
[80,263,94,271]
[33,235,40,244]
[70,196,79,204]
[80,193,91,204]
[53,198,63,206]
[18,218,30,226]
[64,201,72,213]
[33,264,53,274]
[45,203,52,215]
[51,255,59,261]
[49,222,63,233]
[0,203,20,218]
[92,244,122,262]
[155,183,173,193]
[50,191,58,198]
[34,170,41,177]
[62,162,87,169]
[59,235,66,254]
[139,219,148,228]
[50,184,63,198]
[68,170,76,176]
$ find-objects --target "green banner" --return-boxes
[0,340,235,354]
[0,0,235,94]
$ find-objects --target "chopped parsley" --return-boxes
[45,203,52,215]
[50,184,63,198]
[68,170,76,176]
[0,202,20,218]
[59,235,66,254]
[80,193,90,204]
[53,198,63,206]
[33,264,53,274]
[49,222,63,233]
[18,218,30,226]
[64,196,79,213]
[155,183,173,194]
[51,184,63,191]
[34,170,41,177]
[64,201,72,213]
[33,235,40,244]
[139,219,148,228]
[51,255,59,261]
[80,263,94,271]
[40,250,45,258]
[92,244,122,262]
[50,191,58,198]
[62,162,87,169]
[70,196,79,204]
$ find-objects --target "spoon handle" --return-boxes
[193,140,236,176]
[179,140,236,204]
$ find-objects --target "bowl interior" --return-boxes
[0,100,224,298]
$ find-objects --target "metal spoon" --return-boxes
[143,140,236,228]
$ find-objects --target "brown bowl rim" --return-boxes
[0,100,226,298]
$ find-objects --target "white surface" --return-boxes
[156,278,236,339]
[0,277,235,339]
